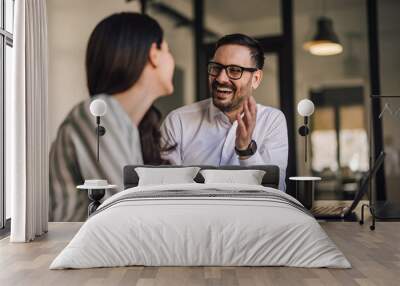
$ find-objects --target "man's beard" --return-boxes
[210,80,248,112]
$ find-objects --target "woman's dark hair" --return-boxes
[215,33,265,69]
[86,12,173,164]
[86,12,163,95]
[138,106,175,165]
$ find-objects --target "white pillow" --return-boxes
[135,167,201,186]
[200,169,266,185]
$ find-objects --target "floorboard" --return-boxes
[0,221,399,286]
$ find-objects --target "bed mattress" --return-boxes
[50,183,351,269]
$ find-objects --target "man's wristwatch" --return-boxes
[235,140,258,157]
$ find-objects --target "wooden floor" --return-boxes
[0,221,399,286]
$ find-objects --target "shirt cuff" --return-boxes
[238,152,263,166]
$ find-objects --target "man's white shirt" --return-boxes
[161,98,288,191]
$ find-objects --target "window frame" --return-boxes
[0,0,14,232]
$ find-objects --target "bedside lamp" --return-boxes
[297,99,315,162]
[290,99,320,210]
[90,99,107,162]
[77,98,116,217]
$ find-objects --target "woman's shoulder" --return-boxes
[56,99,94,136]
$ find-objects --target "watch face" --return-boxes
[249,140,257,154]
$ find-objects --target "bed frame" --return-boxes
[123,165,280,189]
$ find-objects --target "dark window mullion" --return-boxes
[0,29,13,42]
[335,105,341,170]
[5,35,11,47]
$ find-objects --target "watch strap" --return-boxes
[235,140,257,157]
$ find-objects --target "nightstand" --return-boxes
[289,177,321,210]
[77,180,117,216]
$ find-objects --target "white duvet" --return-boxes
[50,183,351,269]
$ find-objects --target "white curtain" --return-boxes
[9,0,49,242]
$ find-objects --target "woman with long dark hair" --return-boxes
[49,12,175,221]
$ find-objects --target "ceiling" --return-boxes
[204,0,279,22]
[200,0,366,23]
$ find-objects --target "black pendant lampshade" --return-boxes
[304,17,343,56]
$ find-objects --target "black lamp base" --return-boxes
[87,189,105,216]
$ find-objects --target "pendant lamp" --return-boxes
[304,1,343,56]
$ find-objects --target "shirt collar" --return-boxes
[208,98,260,129]
[208,99,232,125]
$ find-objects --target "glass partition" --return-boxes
[377,0,400,205]
[294,0,370,202]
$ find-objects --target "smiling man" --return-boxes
[161,34,288,191]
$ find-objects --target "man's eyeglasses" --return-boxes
[208,61,258,80]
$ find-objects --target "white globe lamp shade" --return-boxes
[297,99,315,117]
[90,99,107,117]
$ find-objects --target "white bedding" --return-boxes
[50,183,351,269]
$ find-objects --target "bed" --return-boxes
[50,165,351,269]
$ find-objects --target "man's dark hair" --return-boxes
[214,33,265,69]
